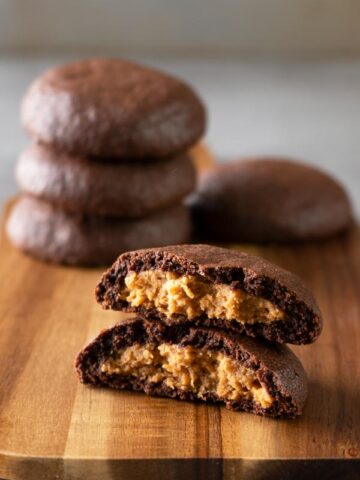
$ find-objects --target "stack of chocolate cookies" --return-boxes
[76,244,323,418]
[6,58,206,266]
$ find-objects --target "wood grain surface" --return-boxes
[0,199,359,479]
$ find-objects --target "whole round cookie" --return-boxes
[16,143,196,217]
[21,58,206,159]
[6,196,191,266]
[189,158,353,243]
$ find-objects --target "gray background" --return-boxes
[1,1,359,215]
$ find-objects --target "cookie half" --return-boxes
[16,143,196,217]
[96,244,322,344]
[21,58,206,159]
[189,158,353,243]
[75,317,307,418]
[6,197,191,266]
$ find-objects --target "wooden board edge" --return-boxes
[1,454,360,480]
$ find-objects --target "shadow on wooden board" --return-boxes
[1,458,360,480]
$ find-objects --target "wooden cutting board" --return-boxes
[0,201,359,480]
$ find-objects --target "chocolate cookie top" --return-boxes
[16,143,196,217]
[189,158,353,242]
[96,244,323,344]
[21,58,206,159]
[6,197,191,266]
[76,317,307,418]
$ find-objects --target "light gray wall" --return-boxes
[1,0,360,55]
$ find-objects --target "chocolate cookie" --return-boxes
[95,244,322,345]
[75,317,307,418]
[189,158,353,243]
[6,196,191,266]
[16,143,196,217]
[21,58,206,159]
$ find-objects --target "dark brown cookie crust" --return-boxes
[95,244,322,344]
[16,143,196,217]
[21,58,206,159]
[75,317,307,418]
[188,158,353,243]
[6,197,191,266]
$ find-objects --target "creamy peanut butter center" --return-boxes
[119,270,284,324]
[101,343,273,408]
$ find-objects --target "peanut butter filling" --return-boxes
[101,343,273,408]
[119,270,284,325]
